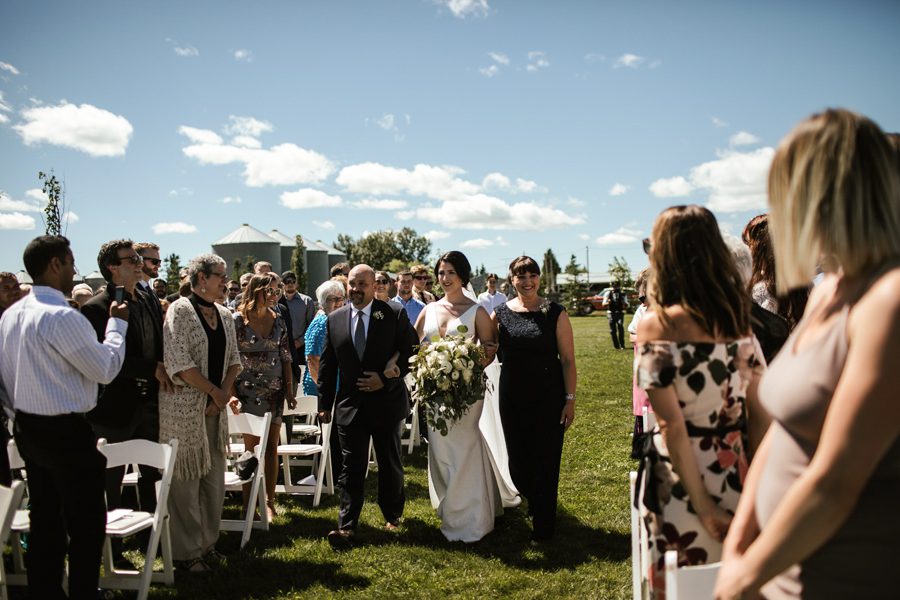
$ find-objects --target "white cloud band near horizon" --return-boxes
[14,102,133,157]
[153,222,197,234]
[280,188,343,209]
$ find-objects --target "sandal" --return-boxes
[203,549,227,566]
[174,557,210,573]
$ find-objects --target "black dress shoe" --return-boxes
[327,528,354,550]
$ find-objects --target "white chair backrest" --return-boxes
[6,440,24,470]
[283,395,318,419]
[227,412,272,438]
[629,471,641,600]
[0,480,25,545]
[642,406,657,432]
[664,551,719,600]
[97,438,172,470]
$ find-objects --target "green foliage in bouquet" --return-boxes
[408,324,487,436]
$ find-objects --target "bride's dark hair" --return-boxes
[435,251,472,286]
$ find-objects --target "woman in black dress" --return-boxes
[492,255,577,543]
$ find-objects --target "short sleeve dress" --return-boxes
[634,338,764,597]
[233,312,292,421]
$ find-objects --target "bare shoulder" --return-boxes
[636,309,665,343]
[852,267,900,330]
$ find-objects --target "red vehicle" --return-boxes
[576,286,638,316]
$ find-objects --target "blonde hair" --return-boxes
[769,109,900,290]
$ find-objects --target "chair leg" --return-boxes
[137,525,163,600]
[160,519,174,585]
[313,449,328,507]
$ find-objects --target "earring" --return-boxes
[201,287,207,293]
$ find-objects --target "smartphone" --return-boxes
[114,286,125,303]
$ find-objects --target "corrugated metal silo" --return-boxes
[212,224,281,276]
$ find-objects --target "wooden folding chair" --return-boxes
[664,550,720,600]
[97,438,179,600]
[221,411,272,549]
[0,480,25,600]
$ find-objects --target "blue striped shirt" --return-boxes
[0,285,128,416]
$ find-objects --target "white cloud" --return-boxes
[424,230,451,241]
[173,46,199,57]
[712,116,728,128]
[609,183,629,196]
[479,65,499,78]
[440,0,489,18]
[614,53,645,69]
[313,220,335,230]
[526,51,550,72]
[352,198,408,210]
[337,162,480,200]
[0,192,42,212]
[223,115,272,137]
[395,210,415,220]
[234,49,252,62]
[0,61,20,75]
[219,196,242,204]
[461,238,492,249]
[63,211,79,224]
[729,131,761,147]
[14,102,133,157]
[168,187,193,197]
[153,222,197,234]
[178,126,223,145]
[578,233,590,241]
[230,135,262,149]
[376,114,396,131]
[649,176,695,198]
[415,194,583,231]
[567,197,587,208]
[595,226,643,247]
[181,126,334,187]
[584,53,606,64]
[279,188,343,209]
[25,188,47,202]
[481,172,511,190]
[0,91,11,112]
[488,52,509,66]
[0,212,36,230]
[689,147,775,212]
[0,114,8,124]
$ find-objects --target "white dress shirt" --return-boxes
[350,300,373,340]
[477,290,508,315]
[0,285,128,416]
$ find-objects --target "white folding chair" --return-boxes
[629,471,642,600]
[402,400,420,455]
[221,411,272,549]
[642,406,656,433]
[275,418,333,506]
[97,438,179,600]
[0,480,26,600]
[288,394,320,440]
[665,550,720,600]
[6,441,28,587]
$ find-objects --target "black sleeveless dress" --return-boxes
[495,301,566,541]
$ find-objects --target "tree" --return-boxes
[334,233,356,264]
[38,171,63,236]
[542,249,561,296]
[395,227,432,263]
[560,254,590,315]
[608,256,634,289]
[231,258,243,281]
[164,253,182,294]
[290,235,309,293]
[243,255,256,275]
[475,263,487,278]
[332,228,433,271]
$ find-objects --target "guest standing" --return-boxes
[374,271,394,304]
[635,205,767,597]
[391,270,425,325]
[492,256,576,543]
[607,283,628,349]
[477,273,508,315]
[233,274,295,520]
[160,254,241,572]
[715,109,900,600]
[628,267,651,458]
[0,236,129,599]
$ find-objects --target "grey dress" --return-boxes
[756,305,900,599]
[233,312,293,422]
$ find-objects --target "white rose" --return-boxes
[462,369,472,383]
[451,371,460,381]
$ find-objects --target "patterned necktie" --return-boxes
[354,310,366,360]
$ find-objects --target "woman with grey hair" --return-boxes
[160,253,242,572]
[302,280,346,397]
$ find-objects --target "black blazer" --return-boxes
[82,284,158,428]
[317,298,417,427]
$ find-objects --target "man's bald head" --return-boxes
[348,264,375,308]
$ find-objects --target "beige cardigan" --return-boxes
[160,297,241,480]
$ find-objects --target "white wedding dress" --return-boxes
[423,303,518,542]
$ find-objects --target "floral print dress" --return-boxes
[634,338,764,598]
[233,312,292,422]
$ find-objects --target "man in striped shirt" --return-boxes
[0,235,130,600]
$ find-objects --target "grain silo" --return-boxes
[212,224,281,276]
[268,229,297,277]
[311,240,347,272]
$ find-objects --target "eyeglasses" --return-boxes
[264,288,283,297]
[376,279,390,285]
[228,287,240,293]
[114,253,142,266]
[283,279,297,284]
[414,275,428,280]
[143,257,161,266]
[209,271,226,279]
[642,238,652,254]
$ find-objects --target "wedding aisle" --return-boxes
[138,313,636,600]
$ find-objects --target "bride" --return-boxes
[413,251,505,542]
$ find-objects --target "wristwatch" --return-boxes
[565,393,576,401]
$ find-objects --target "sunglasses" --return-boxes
[642,238,652,254]
[115,254,142,265]
[143,257,161,266]
[414,275,428,280]
[228,287,240,292]
[376,279,390,285]
[264,288,283,297]
[639,295,647,303]
[283,279,296,284]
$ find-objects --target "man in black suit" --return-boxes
[81,240,169,547]
[317,264,417,548]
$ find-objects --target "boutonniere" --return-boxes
[540,302,550,315]
[373,311,384,320]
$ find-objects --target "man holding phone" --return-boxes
[81,239,161,566]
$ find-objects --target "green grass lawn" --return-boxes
[142,312,636,599]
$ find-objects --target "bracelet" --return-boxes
[565,393,576,401]
[207,383,216,396]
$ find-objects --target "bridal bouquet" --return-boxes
[408,325,487,436]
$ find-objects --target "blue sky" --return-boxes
[2,0,899,279]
